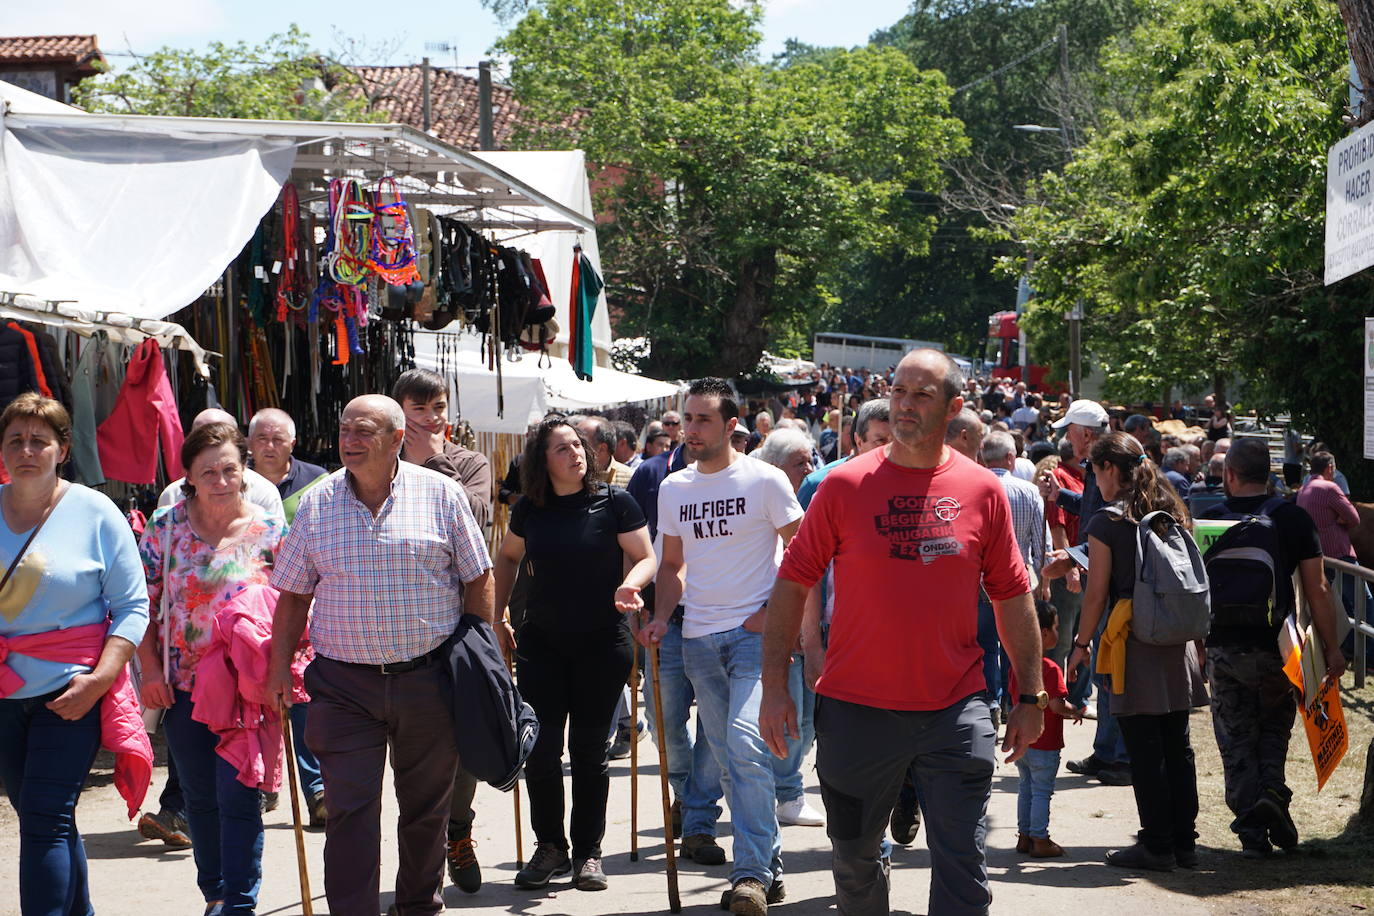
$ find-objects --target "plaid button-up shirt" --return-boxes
[991,466,1049,576]
[271,461,492,665]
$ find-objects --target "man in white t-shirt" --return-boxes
[641,378,804,916]
[156,408,285,522]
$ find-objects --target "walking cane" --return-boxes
[278,704,314,916]
[629,638,640,862]
[504,645,525,869]
[644,616,681,913]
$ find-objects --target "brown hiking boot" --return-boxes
[1017,833,1031,853]
[681,833,726,865]
[726,878,769,916]
[1029,836,1065,858]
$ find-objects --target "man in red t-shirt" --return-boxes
[760,349,1043,916]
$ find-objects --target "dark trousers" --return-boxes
[447,767,479,840]
[516,622,633,859]
[815,693,996,916]
[1206,647,1296,844]
[0,690,101,916]
[164,689,264,914]
[1116,710,1199,855]
[304,655,458,916]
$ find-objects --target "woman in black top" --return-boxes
[496,417,656,893]
[1066,432,1207,872]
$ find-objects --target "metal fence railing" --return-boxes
[1300,556,1374,691]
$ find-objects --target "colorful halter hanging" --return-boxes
[367,176,420,285]
[275,183,299,323]
[324,178,373,287]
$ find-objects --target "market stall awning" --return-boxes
[413,331,682,434]
[0,81,596,324]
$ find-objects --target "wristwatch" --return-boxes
[1017,691,1050,710]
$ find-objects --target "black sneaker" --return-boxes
[1252,791,1299,849]
[890,799,921,845]
[1175,846,1199,868]
[1105,842,1175,872]
[515,843,571,888]
[1096,765,1133,786]
[137,809,192,848]
[1240,838,1273,859]
[447,836,482,893]
[681,833,726,865]
[1065,754,1108,776]
[573,856,608,891]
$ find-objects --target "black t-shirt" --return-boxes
[1203,494,1321,648]
[1084,508,1137,602]
[509,484,647,633]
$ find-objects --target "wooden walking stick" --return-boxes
[504,645,525,869]
[278,704,314,916]
[645,621,681,913]
[629,640,640,861]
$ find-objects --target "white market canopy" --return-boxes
[0,80,594,325]
[413,331,682,434]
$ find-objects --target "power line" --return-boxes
[953,34,1059,95]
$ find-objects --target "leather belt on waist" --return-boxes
[329,643,445,675]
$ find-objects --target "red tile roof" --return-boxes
[0,35,105,74]
[351,65,582,150]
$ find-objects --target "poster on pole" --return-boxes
[1366,317,1374,460]
[1326,120,1374,285]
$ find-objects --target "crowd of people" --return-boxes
[0,354,1362,916]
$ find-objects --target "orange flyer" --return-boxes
[1300,678,1348,791]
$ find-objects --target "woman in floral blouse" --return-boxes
[136,422,285,916]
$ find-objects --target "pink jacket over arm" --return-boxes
[0,622,153,819]
[191,584,310,791]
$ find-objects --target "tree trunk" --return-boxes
[718,249,778,378]
[1339,0,1374,126]
[1211,371,1227,409]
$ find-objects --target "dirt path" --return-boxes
[1,686,1368,916]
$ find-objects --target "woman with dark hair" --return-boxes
[138,422,286,915]
[0,393,150,916]
[1066,432,1207,872]
[1207,402,1232,442]
[496,417,656,892]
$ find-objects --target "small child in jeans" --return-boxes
[1010,599,1083,857]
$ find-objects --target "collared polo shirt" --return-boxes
[271,461,492,664]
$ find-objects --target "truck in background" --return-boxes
[812,331,945,372]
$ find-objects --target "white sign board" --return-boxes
[1326,120,1374,285]
[1365,317,1374,460]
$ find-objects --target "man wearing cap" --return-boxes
[730,422,752,453]
[1038,398,1130,786]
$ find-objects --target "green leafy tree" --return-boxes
[1006,0,1374,492]
[73,26,377,122]
[495,0,966,378]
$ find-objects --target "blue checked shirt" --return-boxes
[271,461,492,665]
[991,467,1049,576]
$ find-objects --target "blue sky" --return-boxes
[11,0,913,72]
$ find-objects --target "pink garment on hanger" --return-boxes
[96,339,184,484]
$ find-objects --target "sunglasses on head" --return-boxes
[663,419,680,426]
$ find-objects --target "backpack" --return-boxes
[1130,510,1212,646]
[442,613,539,792]
[1201,497,1287,632]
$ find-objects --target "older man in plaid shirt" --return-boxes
[267,394,493,916]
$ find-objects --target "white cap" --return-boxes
[1051,399,1110,430]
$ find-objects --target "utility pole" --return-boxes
[478,60,494,150]
[1057,23,1074,148]
[421,57,432,132]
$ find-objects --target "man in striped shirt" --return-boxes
[1297,451,1367,631]
[267,395,493,916]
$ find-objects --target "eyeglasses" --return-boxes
[662,419,680,426]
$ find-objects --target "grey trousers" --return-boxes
[304,656,458,916]
[815,692,996,916]
[1206,646,1296,844]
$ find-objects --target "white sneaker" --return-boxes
[777,797,825,827]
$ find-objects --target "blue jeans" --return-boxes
[0,690,102,916]
[1015,748,1061,838]
[682,625,782,886]
[164,690,264,914]
[641,618,723,838]
[772,653,816,804]
[288,702,324,798]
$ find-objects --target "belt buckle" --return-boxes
[378,659,405,675]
